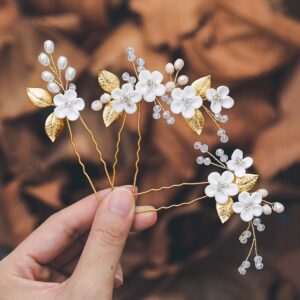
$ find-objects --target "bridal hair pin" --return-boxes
[26,41,284,275]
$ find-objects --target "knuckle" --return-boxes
[94,223,125,246]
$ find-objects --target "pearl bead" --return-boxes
[44,40,55,54]
[57,56,68,70]
[65,67,76,81]
[38,53,50,66]
[41,71,54,82]
[174,58,184,70]
[273,202,284,213]
[165,81,175,92]
[177,75,188,86]
[100,93,111,104]
[262,204,272,215]
[215,148,224,156]
[165,63,174,74]
[69,83,76,90]
[47,82,60,94]
[91,100,103,111]
[257,188,268,197]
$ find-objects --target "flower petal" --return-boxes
[210,102,221,114]
[226,184,239,196]
[217,86,229,98]
[154,83,166,96]
[232,202,244,213]
[111,88,123,101]
[124,102,137,114]
[170,101,184,114]
[138,70,151,82]
[221,171,234,183]
[182,106,195,119]
[183,86,195,97]
[251,192,262,204]
[234,166,246,177]
[207,172,221,184]
[191,96,203,109]
[252,204,263,217]
[238,191,251,203]
[54,106,67,119]
[243,157,253,168]
[205,184,217,197]
[226,160,236,171]
[122,83,134,93]
[72,98,85,111]
[53,94,66,106]
[66,109,80,121]
[206,88,217,101]
[232,149,243,160]
[136,82,148,94]
[151,71,163,83]
[143,91,156,102]
[112,100,124,113]
[128,91,142,103]
[171,88,183,101]
[215,192,228,204]
[65,89,77,100]
[240,210,254,222]
[222,96,234,109]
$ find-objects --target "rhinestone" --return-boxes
[253,218,261,226]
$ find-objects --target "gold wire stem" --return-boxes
[135,181,209,196]
[65,80,69,91]
[132,62,139,77]
[155,97,166,113]
[133,103,142,190]
[207,151,227,168]
[79,116,113,188]
[262,200,273,205]
[111,113,127,186]
[173,70,180,84]
[251,221,258,255]
[66,120,101,203]
[135,195,208,213]
[202,105,222,130]
[245,235,255,261]
[49,55,66,92]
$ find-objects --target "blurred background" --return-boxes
[0,0,300,299]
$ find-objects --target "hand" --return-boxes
[0,186,157,300]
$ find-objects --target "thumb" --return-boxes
[70,187,135,298]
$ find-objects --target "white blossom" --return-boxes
[170,86,202,118]
[54,89,85,121]
[226,149,253,177]
[205,171,239,204]
[232,191,263,222]
[206,86,234,114]
[111,83,142,114]
[136,70,165,102]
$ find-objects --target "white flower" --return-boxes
[226,149,253,177]
[206,86,234,114]
[54,89,85,121]
[170,86,203,118]
[205,171,239,204]
[136,70,166,102]
[232,191,263,222]
[111,83,142,114]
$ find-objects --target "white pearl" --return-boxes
[38,53,50,66]
[165,81,175,92]
[41,71,54,82]
[174,58,184,70]
[165,63,174,75]
[262,204,272,215]
[273,202,284,213]
[91,100,103,111]
[44,40,55,54]
[177,75,188,86]
[65,67,76,81]
[57,56,68,70]
[257,188,268,198]
[100,93,111,104]
[47,82,60,94]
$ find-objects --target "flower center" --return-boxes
[213,94,221,103]
[183,97,193,106]
[217,182,228,192]
[64,100,73,108]
[121,96,132,105]
[147,80,156,90]
[235,157,244,166]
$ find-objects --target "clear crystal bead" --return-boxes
[122,72,130,81]
[253,218,261,226]
[257,224,265,232]
[128,54,136,62]
[162,111,170,119]
[126,47,135,54]
[215,148,224,156]
[153,105,161,113]
[194,141,202,150]
[204,157,211,166]
[152,112,161,120]
[166,117,175,125]
[221,115,228,123]
[137,66,145,72]
[136,58,145,65]
[254,255,263,263]
[69,83,76,90]
[238,267,247,275]
[217,129,225,136]
[242,260,251,268]
[255,262,264,270]
[220,135,229,143]
[129,76,136,84]
[220,154,228,162]
[196,156,204,165]
[200,144,208,153]
[239,237,247,244]
[244,230,252,238]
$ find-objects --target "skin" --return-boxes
[0,186,157,300]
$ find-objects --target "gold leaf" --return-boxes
[26,88,53,107]
[98,70,120,93]
[103,102,122,127]
[45,112,64,142]
[216,197,234,223]
[235,174,259,192]
[185,109,204,135]
[191,75,211,98]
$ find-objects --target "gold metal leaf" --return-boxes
[185,109,204,135]
[103,102,122,127]
[98,70,120,93]
[45,112,64,142]
[216,197,234,223]
[235,174,259,192]
[26,88,53,107]
[191,75,211,98]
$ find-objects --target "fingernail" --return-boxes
[107,188,133,217]
[114,274,123,288]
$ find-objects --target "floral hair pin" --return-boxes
[26,41,284,276]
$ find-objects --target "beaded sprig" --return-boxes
[26,41,285,276]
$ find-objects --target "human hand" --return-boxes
[0,186,157,300]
